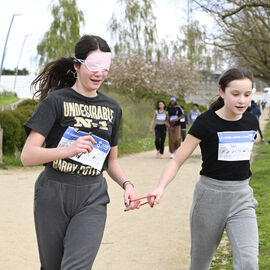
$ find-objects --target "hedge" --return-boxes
[0,99,37,154]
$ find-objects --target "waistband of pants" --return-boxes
[43,165,105,186]
[199,175,249,191]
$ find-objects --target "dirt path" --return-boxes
[0,108,268,270]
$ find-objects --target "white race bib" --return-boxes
[217,131,256,161]
[57,127,111,171]
[156,113,166,121]
[170,115,178,121]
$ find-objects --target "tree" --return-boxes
[178,20,210,71]
[37,0,84,66]
[194,0,270,83]
[108,0,158,61]
[108,52,199,97]
[2,68,29,75]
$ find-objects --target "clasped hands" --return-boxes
[124,185,163,212]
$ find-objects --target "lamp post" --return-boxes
[0,13,22,82]
[13,34,31,90]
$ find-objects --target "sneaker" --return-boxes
[170,153,174,159]
[156,151,160,158]
[159,154,164,159]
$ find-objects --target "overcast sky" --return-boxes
[0,0,213,73]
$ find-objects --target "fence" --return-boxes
[0,98,24,111]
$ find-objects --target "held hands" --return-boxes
[66,135,95,158]
[124,185,163,211]
[147,186,164,207]
[124,184,141,211]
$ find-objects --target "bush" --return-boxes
[17,99,38,108]
[13,100,37,150]
[0,99,37,154]
[0,110,21,154]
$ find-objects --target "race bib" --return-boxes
[180,116,185,122]
[170,115,178,121]
[191,113,197,120]
[156,113,166,121]
[57,127,110,171]
[217,131,256,161]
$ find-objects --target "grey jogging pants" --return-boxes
[189,175,259,270]
[34,166,110,270]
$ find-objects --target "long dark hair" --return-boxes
[156,100,166,110]
[210,68,254,111]
[32,35,111,101]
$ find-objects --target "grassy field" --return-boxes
[211,120,270,269]
[0,91,19,105]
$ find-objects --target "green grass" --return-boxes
[211,120,270,269]
[118,136,155,157]
[0,153,23,168]
[0,91,19,105]
[250,121,270,269]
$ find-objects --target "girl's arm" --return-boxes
[107,146,140,211]
[166,111,170,128]
[149,111,157,133]
[21,130,95,166]
[148,134,201,205]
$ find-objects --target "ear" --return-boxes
[219,88,225,99]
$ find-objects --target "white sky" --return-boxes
[0,0,214,73]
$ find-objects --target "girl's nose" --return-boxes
[94,70,103,76]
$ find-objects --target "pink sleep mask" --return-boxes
[75,51,112,72]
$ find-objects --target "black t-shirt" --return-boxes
[24,87,122,176]
[167,105,183,126]
[188,109,258,181]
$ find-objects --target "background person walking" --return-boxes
[188,103,200,126]
[250,100,264,142]
[179,105,188,142]
[167,97,183,159]
[149,100,168,158]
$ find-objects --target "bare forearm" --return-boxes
[157,135,200,189]
[157,159,181,189]
[21,146,70,166]
[107,159,129,188]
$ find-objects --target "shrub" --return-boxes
[0,110,21,154]
[13,101,37,150]
[17,99,38,108]
[0,99,37,154]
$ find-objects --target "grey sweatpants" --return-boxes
[34,166,110,270]
[189,176,259,270]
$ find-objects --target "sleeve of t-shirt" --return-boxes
[110,106,122,147]
[24,94,58,138]
[177,107,183,117]
[188,114,208,140]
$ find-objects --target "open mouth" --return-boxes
[90,79,101,83]
[235,106,245,110]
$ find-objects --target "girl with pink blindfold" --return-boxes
[21,35,140,270]
[74,51,112,72]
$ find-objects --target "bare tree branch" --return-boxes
[222,3,270,19]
